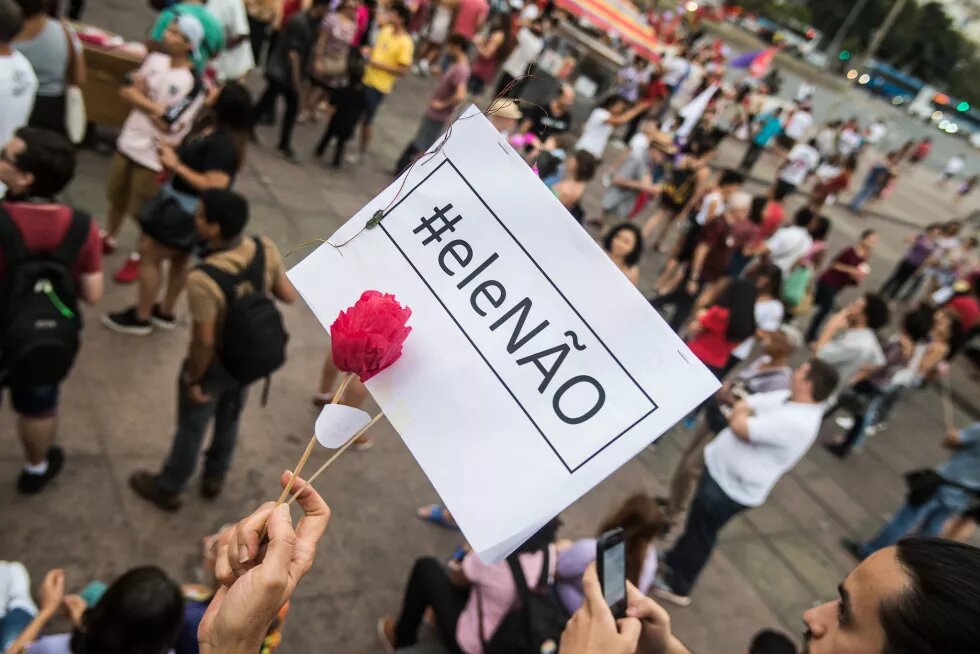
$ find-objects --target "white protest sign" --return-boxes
[288,105,719,561]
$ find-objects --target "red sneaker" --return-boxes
[114,254,141,284]
[100,230,117,255]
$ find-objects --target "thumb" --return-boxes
[259,504,297,588]
[616,617,642,648]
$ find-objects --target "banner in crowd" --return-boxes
[288,106,719,561]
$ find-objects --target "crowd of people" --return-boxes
[2,0,980,651]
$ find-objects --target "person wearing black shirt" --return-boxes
[518,83,574,143]
[254,0,331,161]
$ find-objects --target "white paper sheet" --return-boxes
[315,404,373,448]
[288,106,720,561]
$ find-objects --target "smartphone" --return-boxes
[596,528,627,619]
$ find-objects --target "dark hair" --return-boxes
[809,215,831,241]
[597,494,669,587]
[446,32,469,51]
[389,1,411,26]
[489,12,515,62]
[11,127,76,198]
[516,518,561,554]
[572,149,597,182]
[201,189,249,240]
[748,196,767,225]
[806,358,839,403]
[601,94,627,110]
[0,0,23,42]
[863,293,890,331]
[880,538,980,654]
[793,207,814,228]
[311,0,332,6]
[13,0,43,17]
[208,82,252,172]
[717,278,757,342]
[70,566,182,654]
[902,306,935,343]
[603,223,643,267]
[748,629,796,654]
[752,263,782,298]
[719,168,745,188]
[771,183,790,201]
[860,228,877,241]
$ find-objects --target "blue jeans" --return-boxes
[848,180,878,211]
[157,374,247,494]
[663,469,747,596]
[0,608,34,651]
[860,484,976,557]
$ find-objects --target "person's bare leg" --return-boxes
[19,416,57,466]
[940,514,978,542]
[160,251,190,317]
[666,421,713,519]
[136,236,164,322]
[105,204,127,239]
[360,122,372,155]
[651,212,679,251]
[318,352,340,396]
[641,209,664,241]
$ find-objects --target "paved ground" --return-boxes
[3,3,980,652]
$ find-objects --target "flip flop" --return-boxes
[416,504,459,530]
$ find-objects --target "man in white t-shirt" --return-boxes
[752,207,814,275]
[653,359,839,606]
[777,138,820,195]
[837,120,863,157]
[777,102,813,152]
[207,0,254,81]
[497,20,544,97]
[0,0,37,197]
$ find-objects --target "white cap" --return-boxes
[173,12,205,61]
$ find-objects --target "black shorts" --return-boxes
[775,179,798,197]
[776,133,796,150]
[676,213,703,263]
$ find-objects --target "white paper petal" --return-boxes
[315,404,373,448]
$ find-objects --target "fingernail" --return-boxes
[276,503,292,524]
[238,545,249,563]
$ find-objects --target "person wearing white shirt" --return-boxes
[653,359,839,606]
[777,138,820,195]
[574,95,651,159]
[939,154,966,186]
[0,0,37,198]
[752,208,814,275]
[776,104,813,152]
[207,0,254,81]
[495,19,544,98]
[866,118,886,145]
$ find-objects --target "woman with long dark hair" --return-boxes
[467,12,513,96]
[686,278,757,377]
[103,82,253,335]
[723,263,784,376]
[7,566,183,654]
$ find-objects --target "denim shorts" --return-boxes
[362,85,386,124]
[2,384,60,417]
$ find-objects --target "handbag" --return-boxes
[315,46,349,79]
[138,183,200,252]
[60,21,87,144]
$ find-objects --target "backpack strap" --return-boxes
[197,237,266,304]
[243,236,267,293]
[198,262,238,307]
[49,210,92,267]
[0,203,30,265]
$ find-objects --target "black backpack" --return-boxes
[483,547,570,654]
[199,237,288,400]
[0,205,89,387]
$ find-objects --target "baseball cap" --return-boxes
[173,12,205,62]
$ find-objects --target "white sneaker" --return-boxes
[418,60,430,76]
[345,152,362,166]
[0,561,38,614]
[651,576,692,607]
[834,415,855,431]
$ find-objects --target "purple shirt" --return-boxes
[904,234,936,267]
[555,538,658,613]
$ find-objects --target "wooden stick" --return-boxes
[286,413,384,507]
[276,372,355,506]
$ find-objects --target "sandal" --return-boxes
[376,617,396,654]
[416,504,459,530]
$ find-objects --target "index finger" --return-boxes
[233,501,277,575]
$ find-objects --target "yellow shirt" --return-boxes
[362,25,415,95]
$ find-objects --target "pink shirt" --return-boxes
[453,0,489,39]
[116,53,199,172]
[456,548,553,654]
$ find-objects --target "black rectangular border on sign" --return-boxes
[377,156,658,473]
